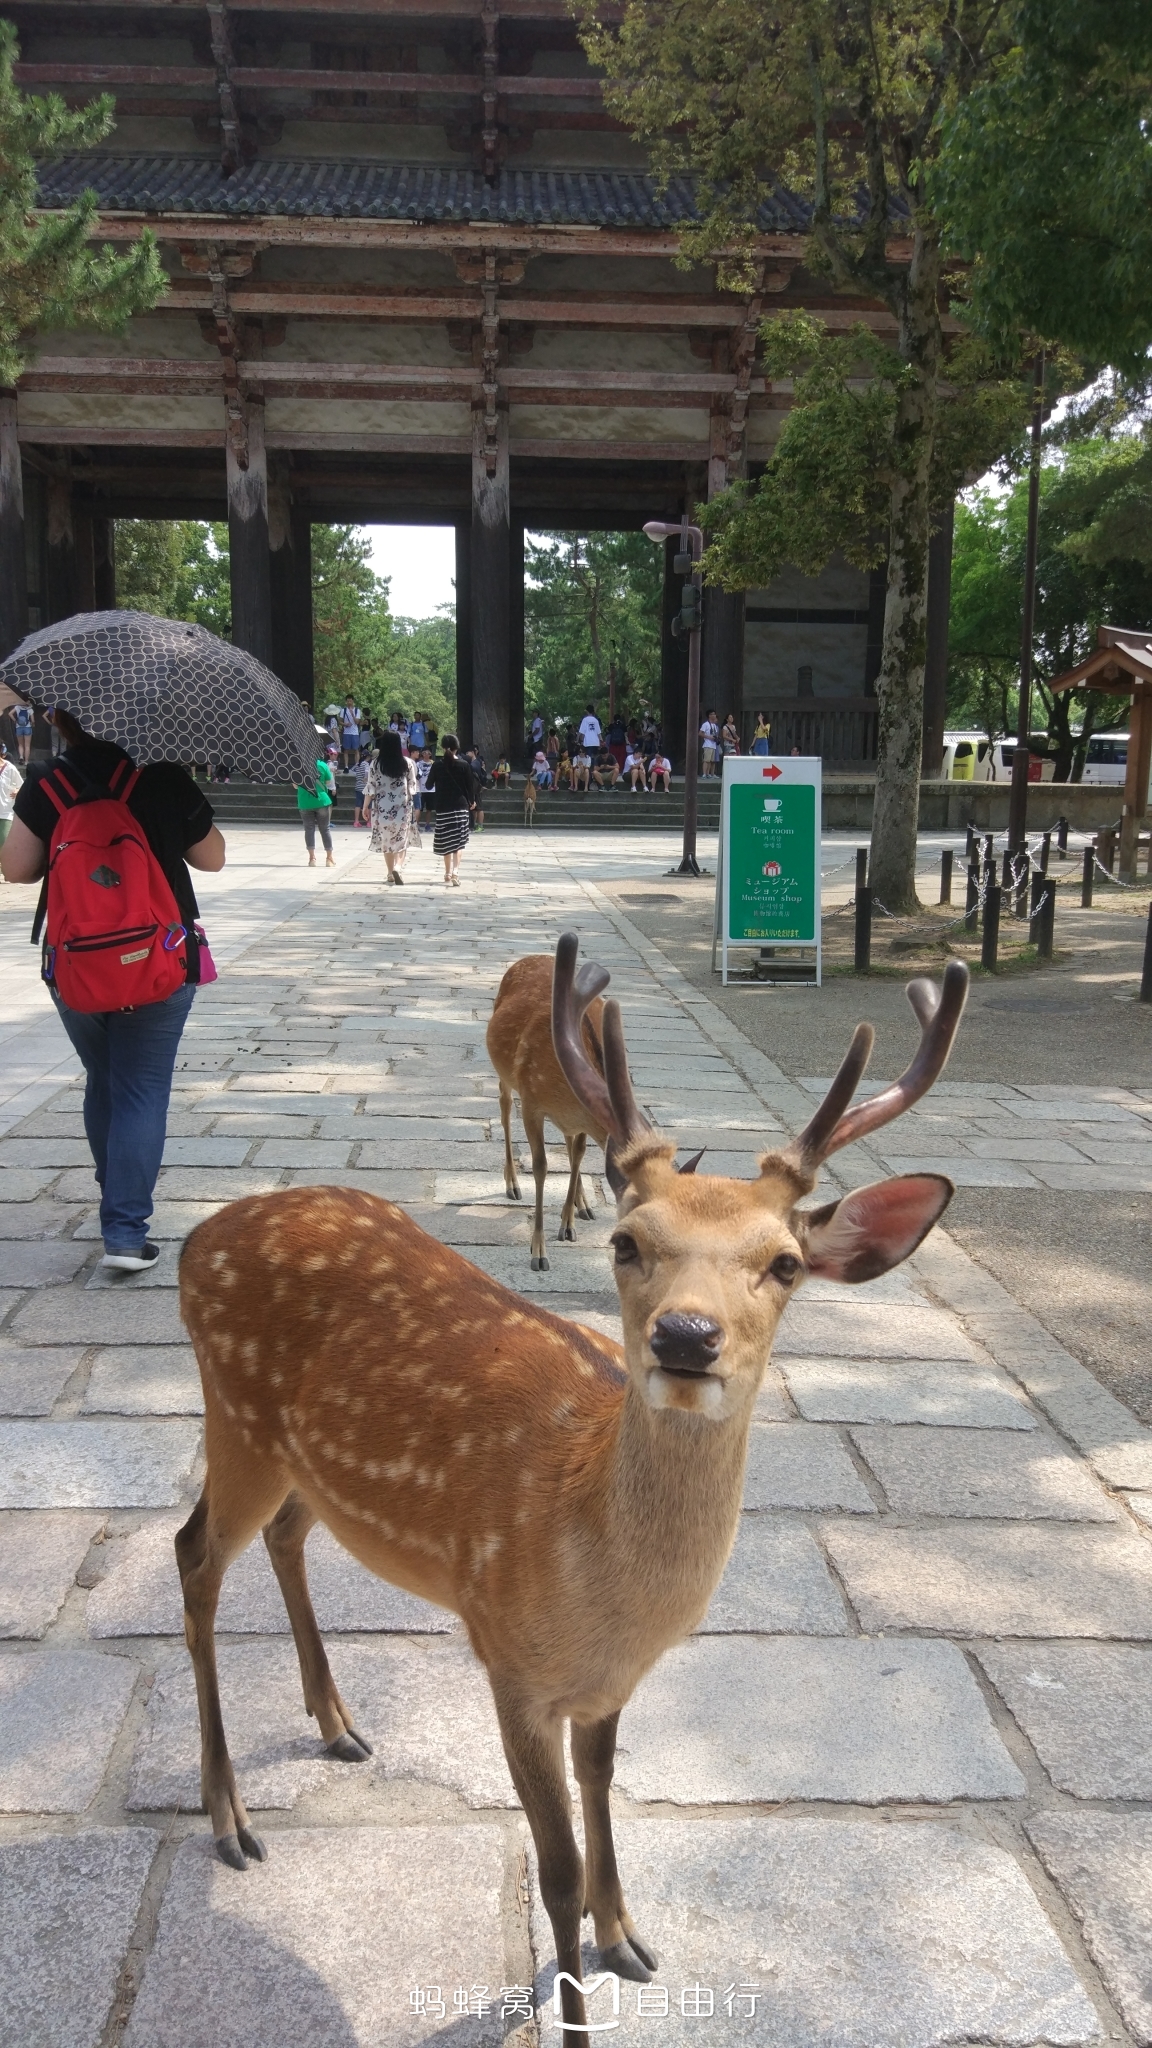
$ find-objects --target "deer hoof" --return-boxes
[327,1731,372,1763]
[599,1939,656,1983]
[577,1204,595,1221]
[557,1223,576,1242]
[215,1833,251,1871]
[531,1254,550,1272]
[346,1726,374,1757]
[507,1184,522,1202]
[237,1827,267,1863]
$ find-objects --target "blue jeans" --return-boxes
[52,984,196,1252]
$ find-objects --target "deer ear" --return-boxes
[800,1174,953,1284]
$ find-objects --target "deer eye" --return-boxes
[611,1233,639,1265]
[769,1252,802,1286]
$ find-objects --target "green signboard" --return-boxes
[713,757,822,984]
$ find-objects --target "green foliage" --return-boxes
[0,21,165,385]
[114,520,230,636]
[703,316,1032,591]
[114,518,456,726]
[524,532,661,731]
[935,2,1152,368]
[947,440,1152,772]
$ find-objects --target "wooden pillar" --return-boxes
[509,519,525,767]
[661,536,690,771]
[226,396,272,669]
[291,507,314,709]
[455,519,473,747]
[74,505,96,612]
[922,499,954,776]
[0,393,26,658]
[93,515,115,610]
[1119,686,1152,880]
[470,411,510,761]
[702,410,746,739]
[267,454,309,702]
[45,466,79,623]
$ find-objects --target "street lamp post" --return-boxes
[1007,350,1046,855]
[643,517,706,877]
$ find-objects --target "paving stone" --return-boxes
[1126,1493,1152,1530]
[852,1426,1121,1521]
[823,1521,1152,1637]
[529,1817,1098,2047]
[89,1516,452,1637]
[978,1644,1152,1798]
[743,1422,875,1512]
[86,1243,183,1291]
[873,1152,1041,1188]
[0,1648,138,1811]
[82,1347,203,1416]
[129,1638,514,1812]
[0,1829,158,2048]
[10,1288,187,1344]
[1027,1813,1152,2044]
[0,1420,201,1508]
[160,1137,253,1166]
[126,1824,505,2048]
[616,1636,1022,1804]
[0,1165,59,1199]
[753,1366,796,1421]
[782,1355,1036,1429]
[776,1299,978,1360]
[285,1167,436,1202]
[697,1516,847,1634]
[249,1138,354,1168]
[0,1509,103,1636]
[963,1312,1152,1490]
[0,1345,84,1415]
[154,1167,285,1202]
[464,1243,613,1294]
[0,1199,85,1238]
[0,1237,90,1286]
[0,1137,96,1167]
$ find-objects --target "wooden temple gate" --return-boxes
[0,0,955,769]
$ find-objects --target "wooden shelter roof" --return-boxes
[1048,626,1152,694]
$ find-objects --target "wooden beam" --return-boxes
[16,423,709,460]
[20,357,767,403]
[69,0,596,14]
[14,62,605,98]
[164,282,793,326]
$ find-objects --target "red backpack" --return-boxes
[34,761,189,1013]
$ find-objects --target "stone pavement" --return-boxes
[2,824,1152,2047]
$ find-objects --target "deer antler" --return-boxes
[782,959,970,1174]
[552,934,651,1148]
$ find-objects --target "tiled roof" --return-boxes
[37,155,818,230]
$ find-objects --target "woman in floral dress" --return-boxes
[364,728,418,884]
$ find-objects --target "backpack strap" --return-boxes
[37,767,82,820]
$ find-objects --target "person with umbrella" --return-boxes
[0,607,321,1271]
[0,705,225,1272]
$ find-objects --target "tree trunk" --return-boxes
[869,229,943,914]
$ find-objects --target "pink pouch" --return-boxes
[194,924,218,985]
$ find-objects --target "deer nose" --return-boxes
[649,1313,724,1376]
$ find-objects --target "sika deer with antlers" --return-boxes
[176,936,968,2033]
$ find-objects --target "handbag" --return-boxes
[194,924,218,985]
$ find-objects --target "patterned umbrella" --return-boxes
[0,610,320,788]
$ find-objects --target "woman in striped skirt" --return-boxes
[423,734,476,887]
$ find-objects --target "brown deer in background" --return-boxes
[176,934,969,2035]
[486,951,608,1269]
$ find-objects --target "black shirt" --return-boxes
[423,754,475,814]
[15,744,215,965]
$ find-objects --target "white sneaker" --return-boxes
[101,1242,161,1273]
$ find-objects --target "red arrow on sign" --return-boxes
[762,764,782,779]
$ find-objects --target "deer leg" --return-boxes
[492,1681,588,2034]
[523,1106,550,1271]
[262,1493,372,1763]
[176,1480,284,1870]
[499,1081,521,1202]
[559,1133,586,1242]
[571,1713,657,1981]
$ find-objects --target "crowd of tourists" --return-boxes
[299,695,485,887]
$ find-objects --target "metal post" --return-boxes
[1008,350,1045,854]
[854,883,872,972]
[1141,901,1152,1003]
[1081,845,1094,908]
[965,861,980,931]
[1014,851,1030,920]
[1040,830,1051,874]
[982,882,1001,971]
[939,849,953,905]
[1036,875,1055,959]
[1057,815,1068,857]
